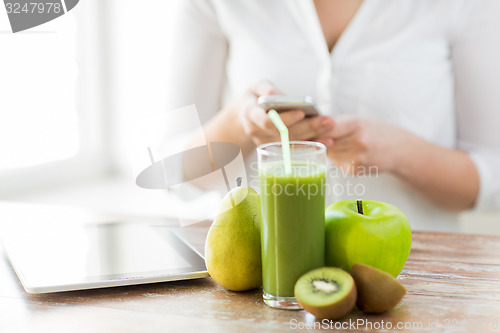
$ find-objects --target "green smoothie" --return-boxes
[259,162,325,297]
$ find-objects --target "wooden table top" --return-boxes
[1,220,500,333]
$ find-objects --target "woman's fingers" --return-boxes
[326,135,356,153]
[242,80,337,145]
[328,115,359,139]
[279,110,306,126]
[288,116,335,141]
[250,108,306,132]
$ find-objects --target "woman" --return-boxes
[165,0,500,231]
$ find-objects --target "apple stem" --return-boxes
[357,200,364,215]
[236,177,242,187]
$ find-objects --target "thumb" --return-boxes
[250,80,283,97]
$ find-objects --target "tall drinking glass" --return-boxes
[257,141,326,309]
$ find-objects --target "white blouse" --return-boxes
[166,0,500,232]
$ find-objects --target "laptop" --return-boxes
[0,201,208,294]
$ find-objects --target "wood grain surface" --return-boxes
[1,220,499,333]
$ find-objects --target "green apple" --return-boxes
[205,183,262,291]
[325,199,411,277]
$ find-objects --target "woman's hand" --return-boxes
[324,114,479,211]
[324,115,409,174]
[238,81,334,146]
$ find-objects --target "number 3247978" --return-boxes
[5,2,63,14]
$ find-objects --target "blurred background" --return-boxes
[0,0,498,234]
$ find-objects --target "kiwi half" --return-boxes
[350,263,406,313]
[294,267,356,320]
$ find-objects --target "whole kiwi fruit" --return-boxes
[294,267,356,320]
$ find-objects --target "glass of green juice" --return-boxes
[257,141,326,309]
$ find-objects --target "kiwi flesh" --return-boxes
[294,267,356,320]
[350,263,406,314]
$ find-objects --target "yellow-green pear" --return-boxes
[205,182,262,291]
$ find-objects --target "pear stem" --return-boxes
[357,200,364,215]
[236,177,242,187]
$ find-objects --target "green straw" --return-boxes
[268,109,292,175]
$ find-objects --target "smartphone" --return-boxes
[257,95,319,117]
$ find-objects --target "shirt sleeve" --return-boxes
[452,0,500,212]
[166,0,228,125]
